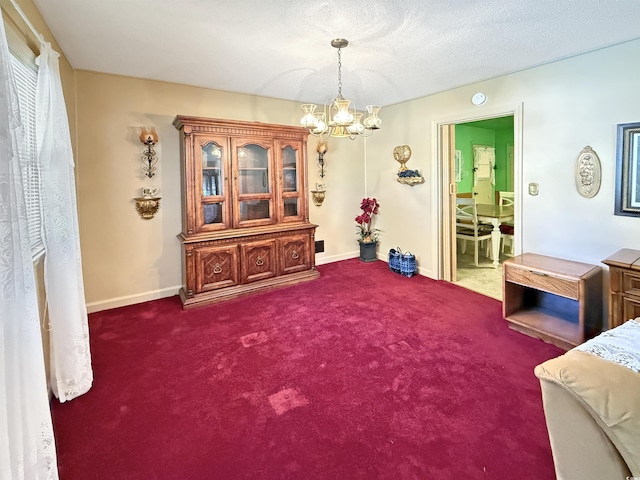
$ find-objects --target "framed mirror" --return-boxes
[615,122,640,216]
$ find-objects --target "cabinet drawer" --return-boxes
[622,270,640,298]
[505,267,578,299]
[622,296,640,323]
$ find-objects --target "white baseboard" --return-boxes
[315,251,359,265]
[416,265,435,279]
[316,252,434,278]
[86,285,182,314]
[86,259,435,314]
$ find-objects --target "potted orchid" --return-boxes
[355,197,380,261]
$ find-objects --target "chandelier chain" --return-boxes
[337,47,342,98]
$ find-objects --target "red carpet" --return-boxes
[51,259,561,479]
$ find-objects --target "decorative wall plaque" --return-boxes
[575,146,601,198]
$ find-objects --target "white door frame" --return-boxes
[430,103,524,281]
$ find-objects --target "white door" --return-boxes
[472,145,495,204]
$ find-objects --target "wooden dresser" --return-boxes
[602,248,640,329]
[503,253,602,350]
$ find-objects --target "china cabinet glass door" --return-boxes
[278,140,304,222]
[233,139,274,226]
[195,135,229,231]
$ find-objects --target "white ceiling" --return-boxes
[33,0,640,108]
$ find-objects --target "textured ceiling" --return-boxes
[33,0,640,108]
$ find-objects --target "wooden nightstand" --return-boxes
[602,249,640,330]
[503,253,602,350]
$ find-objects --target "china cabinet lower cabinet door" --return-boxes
[193,245,239,293]
[241,239,277,283]
[280,235,311,275]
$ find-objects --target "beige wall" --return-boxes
[366,39,640,292]
[75,71,364,311]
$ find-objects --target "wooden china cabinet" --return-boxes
[173,116,319,308]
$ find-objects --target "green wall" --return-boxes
[455,117,514,199]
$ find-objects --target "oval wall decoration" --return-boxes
[575,146,601,198]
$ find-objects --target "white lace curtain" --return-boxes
[36,43,93,402]
[0,10,58,479]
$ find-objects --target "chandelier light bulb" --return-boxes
[311,112,327,135]
[300,104,319,128]
[347,113,364,136]
[333,99,354,126]
[363,105,382,130]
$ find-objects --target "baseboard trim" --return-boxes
[316,252,434,278]
[86,260,435,314]
[315,251,359,265]
[86,285,182,314]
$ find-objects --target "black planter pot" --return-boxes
[359,241,378,262]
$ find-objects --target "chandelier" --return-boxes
[300,39,382,140]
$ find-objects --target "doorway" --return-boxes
[436,107,522,299]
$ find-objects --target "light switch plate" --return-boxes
[528,182,539,196]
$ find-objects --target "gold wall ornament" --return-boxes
[311,190,326,206]
[134,197,161,219]
[393,145,424,186]
[393,145,412,171]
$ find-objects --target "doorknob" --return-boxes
[473,192,478,196]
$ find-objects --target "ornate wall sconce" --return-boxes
[134,187,161,219]
[394,145,424,186]
[317,142,328,178]
[139,127,159,178]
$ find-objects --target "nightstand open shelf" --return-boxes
[502,253,602,350]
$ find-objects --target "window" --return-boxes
[6,21,42,257]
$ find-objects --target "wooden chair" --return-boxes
[456,198,494,266]
[498,191,514,255]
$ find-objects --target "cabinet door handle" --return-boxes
[531,271,547,276]
[256,256,264,266]
[291,250,299,259]
[213,263,223,274]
